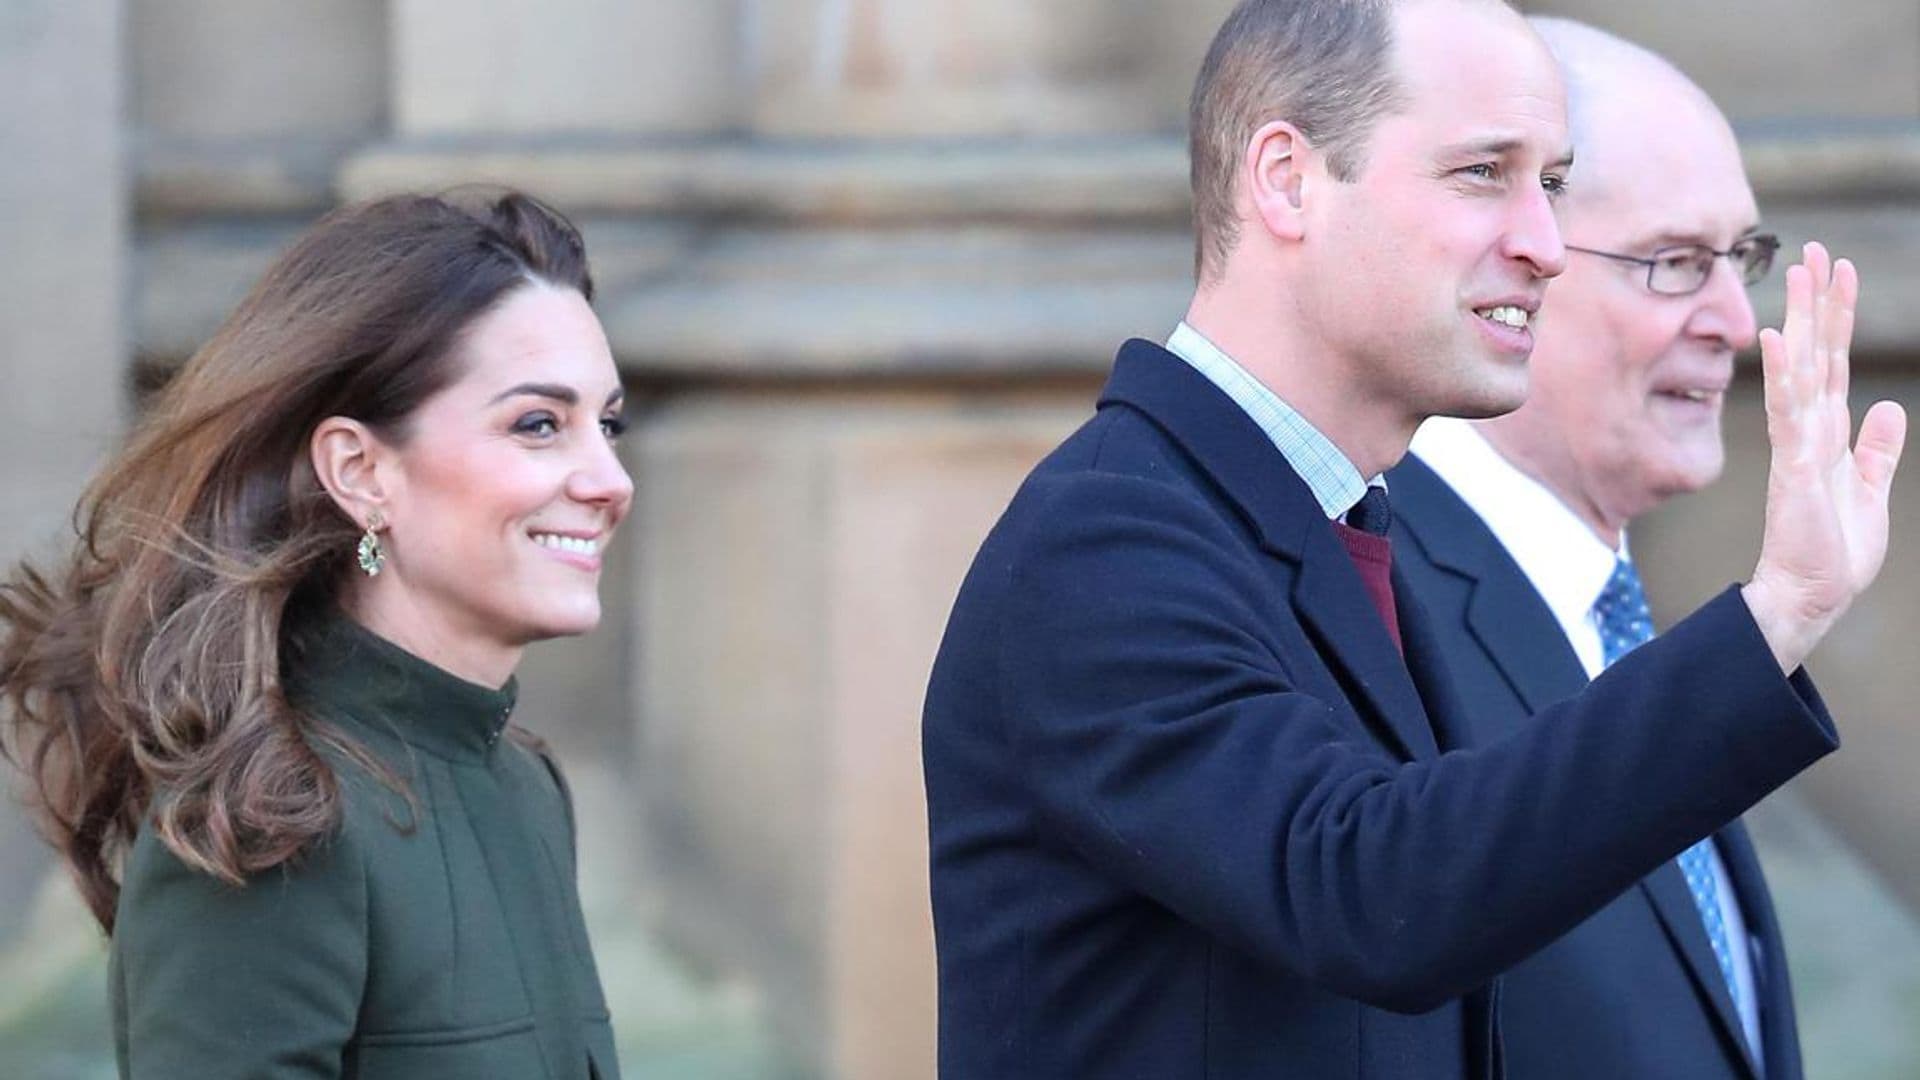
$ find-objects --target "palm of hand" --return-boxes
[1750,243,1906,668]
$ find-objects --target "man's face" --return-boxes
[1483,78,1759,533]
[1296,0,1572,427]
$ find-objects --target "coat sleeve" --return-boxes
[114,819,368,1079]
[996,472,1836,1012]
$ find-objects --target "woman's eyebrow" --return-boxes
[489,382,578,406]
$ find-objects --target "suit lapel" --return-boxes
[1391,454,1588,718]
[1717,820,1801,1078]
[1099,341,1439,762]
[1639,844,1762,1078]
[1463,566,1584,714]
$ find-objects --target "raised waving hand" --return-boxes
[1743,241,1908,672]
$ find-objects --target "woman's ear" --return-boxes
[309,416,390,528]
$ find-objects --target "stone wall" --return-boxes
[4,2,1920,1077]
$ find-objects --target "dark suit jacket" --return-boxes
[922,341,1835,1079]
[1388,452,1803,1080]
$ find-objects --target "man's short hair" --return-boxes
[1187,0,1405,282]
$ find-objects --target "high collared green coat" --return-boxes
[109,616,622,1079]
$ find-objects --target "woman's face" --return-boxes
[366,283,632,679]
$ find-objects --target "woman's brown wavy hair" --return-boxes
[0,189,594,931]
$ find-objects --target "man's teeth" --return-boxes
[1477,305,1531,330]
[532,533,599,555]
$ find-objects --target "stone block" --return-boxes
[131,0,386,139]
[631,392,1091,1077]
[633,406,837,1065]
[391,0,739,135]
[750,0,1172,135]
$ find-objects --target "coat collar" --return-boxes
[1099,340,1438,760]
[1100,339,1319,558]
[287,611,520,764]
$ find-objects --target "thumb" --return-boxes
[1855,399,1908,499]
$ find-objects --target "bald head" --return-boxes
[1527,17,1742,213]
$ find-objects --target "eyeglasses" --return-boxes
[1565,233,1780,296]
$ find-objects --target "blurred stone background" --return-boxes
[3,1,1919,1077]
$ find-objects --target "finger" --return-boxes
[1758,327,1795,445]
[1856,399,1908,499]
[1804,241,1832,293]
[1825,257,1859,404]
[1806,243,1837,403]
[1775,262,1813,407]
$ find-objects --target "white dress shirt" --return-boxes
[1410,416,1764,1061]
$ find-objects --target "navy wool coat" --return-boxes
[922,340,1835,1079]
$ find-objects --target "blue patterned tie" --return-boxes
[1593,558,1746,1016]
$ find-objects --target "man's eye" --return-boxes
[1655,248,1711,274]
[1460,163,1499,180]
[1541,174,1569,198]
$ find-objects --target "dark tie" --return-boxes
[1346,484,1393,536]
[1593,559,1750,1031]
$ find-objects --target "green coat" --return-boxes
[110,616,622,1079]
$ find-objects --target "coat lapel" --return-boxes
[1099,340,1439,762]
[1292,530,1440,760]
[1395,570,1477,752]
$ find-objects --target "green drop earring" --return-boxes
[356,512,387,577]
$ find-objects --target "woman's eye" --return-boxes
[513,413,560,437]
[600,415,629,441]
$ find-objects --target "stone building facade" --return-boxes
[4,1,1920,1076]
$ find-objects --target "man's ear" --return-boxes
[1244,120,1315,242]
[310,416,391,528]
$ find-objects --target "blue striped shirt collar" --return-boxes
[1165,321,1374,521]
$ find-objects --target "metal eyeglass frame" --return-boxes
[1564,233,1781,295]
